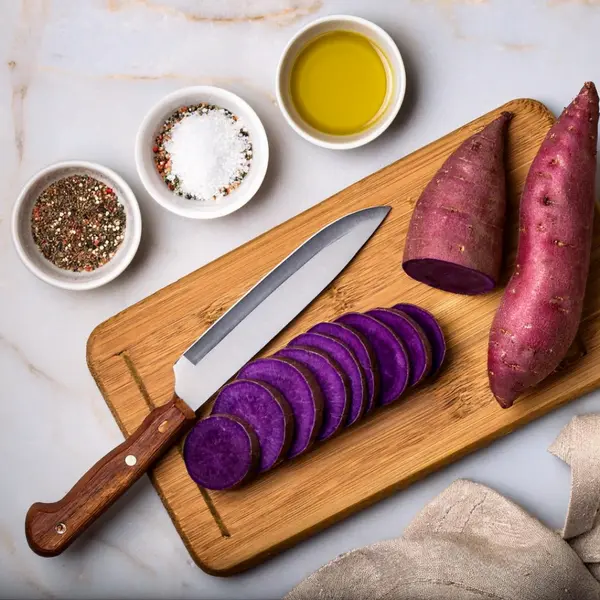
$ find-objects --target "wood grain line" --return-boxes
[119,351,154,411]
[198,487,231,538]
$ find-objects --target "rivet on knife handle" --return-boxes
[25,396,196,557]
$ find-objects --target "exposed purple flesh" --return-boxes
[237,357,323,459]
[366,308,432,386]
[212,379,293,472]
[276,346,349,441]
[183,414,259,490]
[288,332,367,426]
[393,304,446,375]
[335,312,409,406]
[402,258,496,295]
[308,321,379,413]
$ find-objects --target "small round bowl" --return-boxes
[276,15,406,150]
[136,86,269,219]
[12,161,142,291]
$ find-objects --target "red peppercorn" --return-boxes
[153,145,159,153]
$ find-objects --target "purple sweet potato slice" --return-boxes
[393,303,446,376]
[276,346,350,441]
[335,312,409,406]
[308,321,379,413]
[288,332,367,426]
[366,308,432,386]
[212,379,293,472]
[237,357,323,459]
[183,414,259,490]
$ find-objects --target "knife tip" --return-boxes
[373,205,392,218]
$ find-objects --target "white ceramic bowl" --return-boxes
[276,15,406,150]
[135,86,269,219]
[12,161,142,291]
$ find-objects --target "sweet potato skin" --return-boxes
[402,111,512,294]
[488,82,599,408]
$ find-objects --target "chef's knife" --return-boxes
[25,206,390,557]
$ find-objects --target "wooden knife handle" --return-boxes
[25,395,196,557]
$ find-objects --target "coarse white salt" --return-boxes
[164,109,252,201]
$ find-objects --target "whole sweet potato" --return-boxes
[488,82,599,408]
[403,111,512,295]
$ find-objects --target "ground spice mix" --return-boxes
[31,174,126,272]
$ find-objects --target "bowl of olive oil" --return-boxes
[277,15,406,149]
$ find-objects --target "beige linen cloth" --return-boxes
[287,416,600,600]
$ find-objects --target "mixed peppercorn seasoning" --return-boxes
[30,174,126,272]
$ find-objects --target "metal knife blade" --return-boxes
[173,206,390,410]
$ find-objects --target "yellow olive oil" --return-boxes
[289,30,390,136]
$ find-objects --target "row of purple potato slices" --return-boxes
[183,304,446,490]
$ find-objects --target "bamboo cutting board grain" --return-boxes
[87,99,600,575]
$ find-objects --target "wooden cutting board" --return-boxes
[87,98,600,575]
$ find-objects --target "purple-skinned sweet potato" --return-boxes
[183,414,260,490]
[212,379,293,472]
[237,357,323,458]
[489,82,599,408]
[276,346,350,441]
[308,322,380,413]
[403,111,513,295]
[288,332,367,426]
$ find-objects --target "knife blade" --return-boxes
[25,206,390,557]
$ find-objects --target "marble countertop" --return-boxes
[2,0,600,598]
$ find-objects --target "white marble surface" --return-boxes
[2,0,600,598]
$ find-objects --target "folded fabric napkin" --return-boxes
[286,416,600,600]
